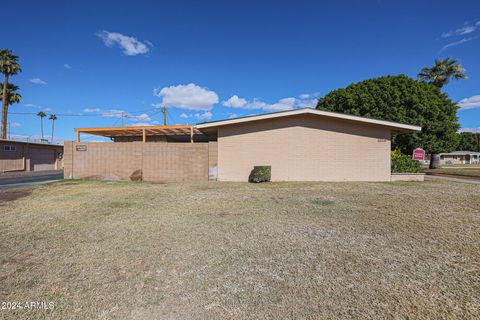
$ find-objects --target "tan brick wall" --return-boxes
[208,141,218,180]
[217,114,392,182]
[0,142,25,172]
[1,141,63,173]
[64,141,73,178]
[142,143,208,182]
[64,141,208,182]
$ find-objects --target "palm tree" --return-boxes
[0,83,22,106]
[418,57,467,88]
[0,49,21,139]
[49,114,57,142]
[37,111,46,140]
[418,58,467,169]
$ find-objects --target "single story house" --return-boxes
[0,139,64,173]
[439,151,480,165]
[66,108,421,182]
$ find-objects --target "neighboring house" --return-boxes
[66,108,421,182]
[439,151,480,165]
[0,140,64,173]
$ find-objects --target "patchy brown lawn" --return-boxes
[0,180,479,319]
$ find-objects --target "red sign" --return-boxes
[412,148,425,161]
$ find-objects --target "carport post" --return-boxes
[190,126,194,143]
[142,128,146,143]
[76,131,80,142]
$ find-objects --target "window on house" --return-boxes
[3,145,17,152]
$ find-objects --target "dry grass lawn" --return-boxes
[0,180,479,319]
[426,168,480,177]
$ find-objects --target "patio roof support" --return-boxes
[142,128,146,143]
[190,126,194,143]
[76,131,80,142]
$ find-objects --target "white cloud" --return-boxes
[131,121,158,126]
[223,95,247,108]
[442,21,480,37]
[299,93,311,99]
[459,127,480,133]
[64,63,72,69]
[30,78,47,85]
[228,113,239,119]
[458,95,480,110]
[131,113,151,121]
[297,99,318,109]
[441,37,475,51]
[180,113,192,118]
[154,83,219,111]
[24,103,52,110]
[101,109,128,118]
[221,92,318,113]
[10,122,21,128]
[96,30,152,56]
[194,111,213,120]
[83,108,101,113]
[299,92,319,100]
[258,97,297,112]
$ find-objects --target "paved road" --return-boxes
[0,170,64,189]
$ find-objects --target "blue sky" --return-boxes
[3,0,480,142]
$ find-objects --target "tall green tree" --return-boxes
[417,57,467,168]
[418,57,467,88]
[0,83,22,106]
[37,111,46,140]
[316,75,460,168]
[457,132,480,152]
[49,114,57,142]
[0,49,22,139]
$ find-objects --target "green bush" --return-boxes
[391,150,422,173]
[249,166,271,183]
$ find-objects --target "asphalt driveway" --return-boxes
[0,170,64,189]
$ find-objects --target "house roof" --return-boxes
[440,151,480,156]
[196,108,422,132]
[0,139,63,147]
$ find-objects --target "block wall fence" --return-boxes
[64,141,217,182]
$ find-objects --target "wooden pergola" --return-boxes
[74,125,202,142]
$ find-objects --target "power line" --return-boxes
[10,107,159,118]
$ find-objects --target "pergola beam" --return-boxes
[74,125,201,140]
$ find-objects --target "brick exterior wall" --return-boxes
[217,114,392,182]
[208,141,218,180]
[64,141,209,182]
[0,141,63,173]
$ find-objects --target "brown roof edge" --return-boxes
[196,108,422,132]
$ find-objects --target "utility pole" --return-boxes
[121,112,125,126]
[163,102,167,126]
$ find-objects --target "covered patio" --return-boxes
[74,125,208,143]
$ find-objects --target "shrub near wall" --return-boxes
[391,150,422,173]
[249,166,271,183]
